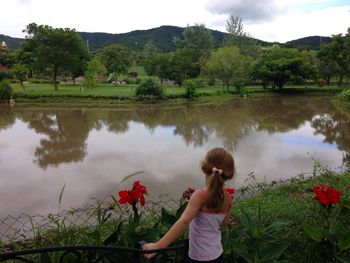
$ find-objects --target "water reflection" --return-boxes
[21,111,91,168]
[0,95,349,216]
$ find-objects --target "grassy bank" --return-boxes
[10,82,348,104]
[232,171,350,262]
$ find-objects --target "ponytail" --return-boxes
[206,168,225,210]
[201,148,235,211]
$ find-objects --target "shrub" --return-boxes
[185,79,198,99]
[0,80,13,102]
[0,71,13,82]
[29,79,52,84]
[135,79,163,97]
[339,89,350,102]
[232,77,249,93]
[316,78,327,87]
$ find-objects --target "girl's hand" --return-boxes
[143,242,160,259]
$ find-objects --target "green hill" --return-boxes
[78,25,227,51]
[284,36,332,50]
[0,34,23,49]
[0,26,333,52]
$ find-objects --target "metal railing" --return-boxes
[0,241,188,262]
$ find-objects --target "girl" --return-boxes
[143,148,235,262]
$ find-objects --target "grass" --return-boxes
[232,170,350,262]
[9,82,349,105]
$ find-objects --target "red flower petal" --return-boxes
[225,188,235,194]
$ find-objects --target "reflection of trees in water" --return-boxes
[102,110,133,134]
[7,96,350,168]
[134,103,254,149]
[311,102,350,153]
[0,106,15,131]
[21,110,91,169]
[248,97,317,133]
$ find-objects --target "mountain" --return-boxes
[0,26,227,52]
[79,25,227,51]
[0,34,24,50]
[284,36,332,50]
[0,25,333,51]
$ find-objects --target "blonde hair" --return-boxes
[201,148,235,211]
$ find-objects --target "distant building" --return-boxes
[0,41,8,69]
[1,41,7,49]
[0,65,7,72]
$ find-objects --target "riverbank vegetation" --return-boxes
[0,18,349,104]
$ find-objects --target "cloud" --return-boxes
[205,0,288,22]
[247,5,350,42]
[17,0,31,4]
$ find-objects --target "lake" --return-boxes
[0,95,349,217]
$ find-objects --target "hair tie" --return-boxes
[212,167,223,175]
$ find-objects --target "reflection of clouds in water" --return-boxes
[83,122,207,200]
[235,123,342,187]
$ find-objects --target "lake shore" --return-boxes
[9,82,348,105]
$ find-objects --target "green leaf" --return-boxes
[340,199,350,211]
[61,253,79,263]
[176,202,188,219]
[263,221,289,236]
[329,223,344,244]
[303,224,323,242]
[240,209,257,236]
[161,207,177,225]
[339,229,350,251]
[40,253,52,263]
[103,222,123,245]
[230,240,253,263]
[330,205,342,219]
[336,254,350,263]
[261,241,290,261]
[58,184,65,206]
[87,229,101,242]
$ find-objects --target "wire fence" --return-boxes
[0,171,324,246]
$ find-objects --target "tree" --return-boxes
[71,49,89,85]
[225,15,260,58]
[252,47,316,89]
[177,23,214,60]
[169,49,196,86]
[100,44,131,82]
[318,29,350,86]
[173,24,214,79]
[12,64,28,92]
[83,59,106,89]
[226,15,246,37]
[203,46,251,92]
[23,23,88,91]
[317,44,340,85]
[13,48,36,78]
[143,52,172,84]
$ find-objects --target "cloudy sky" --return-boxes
[1,0,349,42]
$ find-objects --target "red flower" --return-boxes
[313,185,342,205]
[118,181,147,206]
[183,187,195,200]
[225,187,235,195]
[133,180,147,195]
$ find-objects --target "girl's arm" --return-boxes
[221,210,231,228]
[143,190,204,258]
